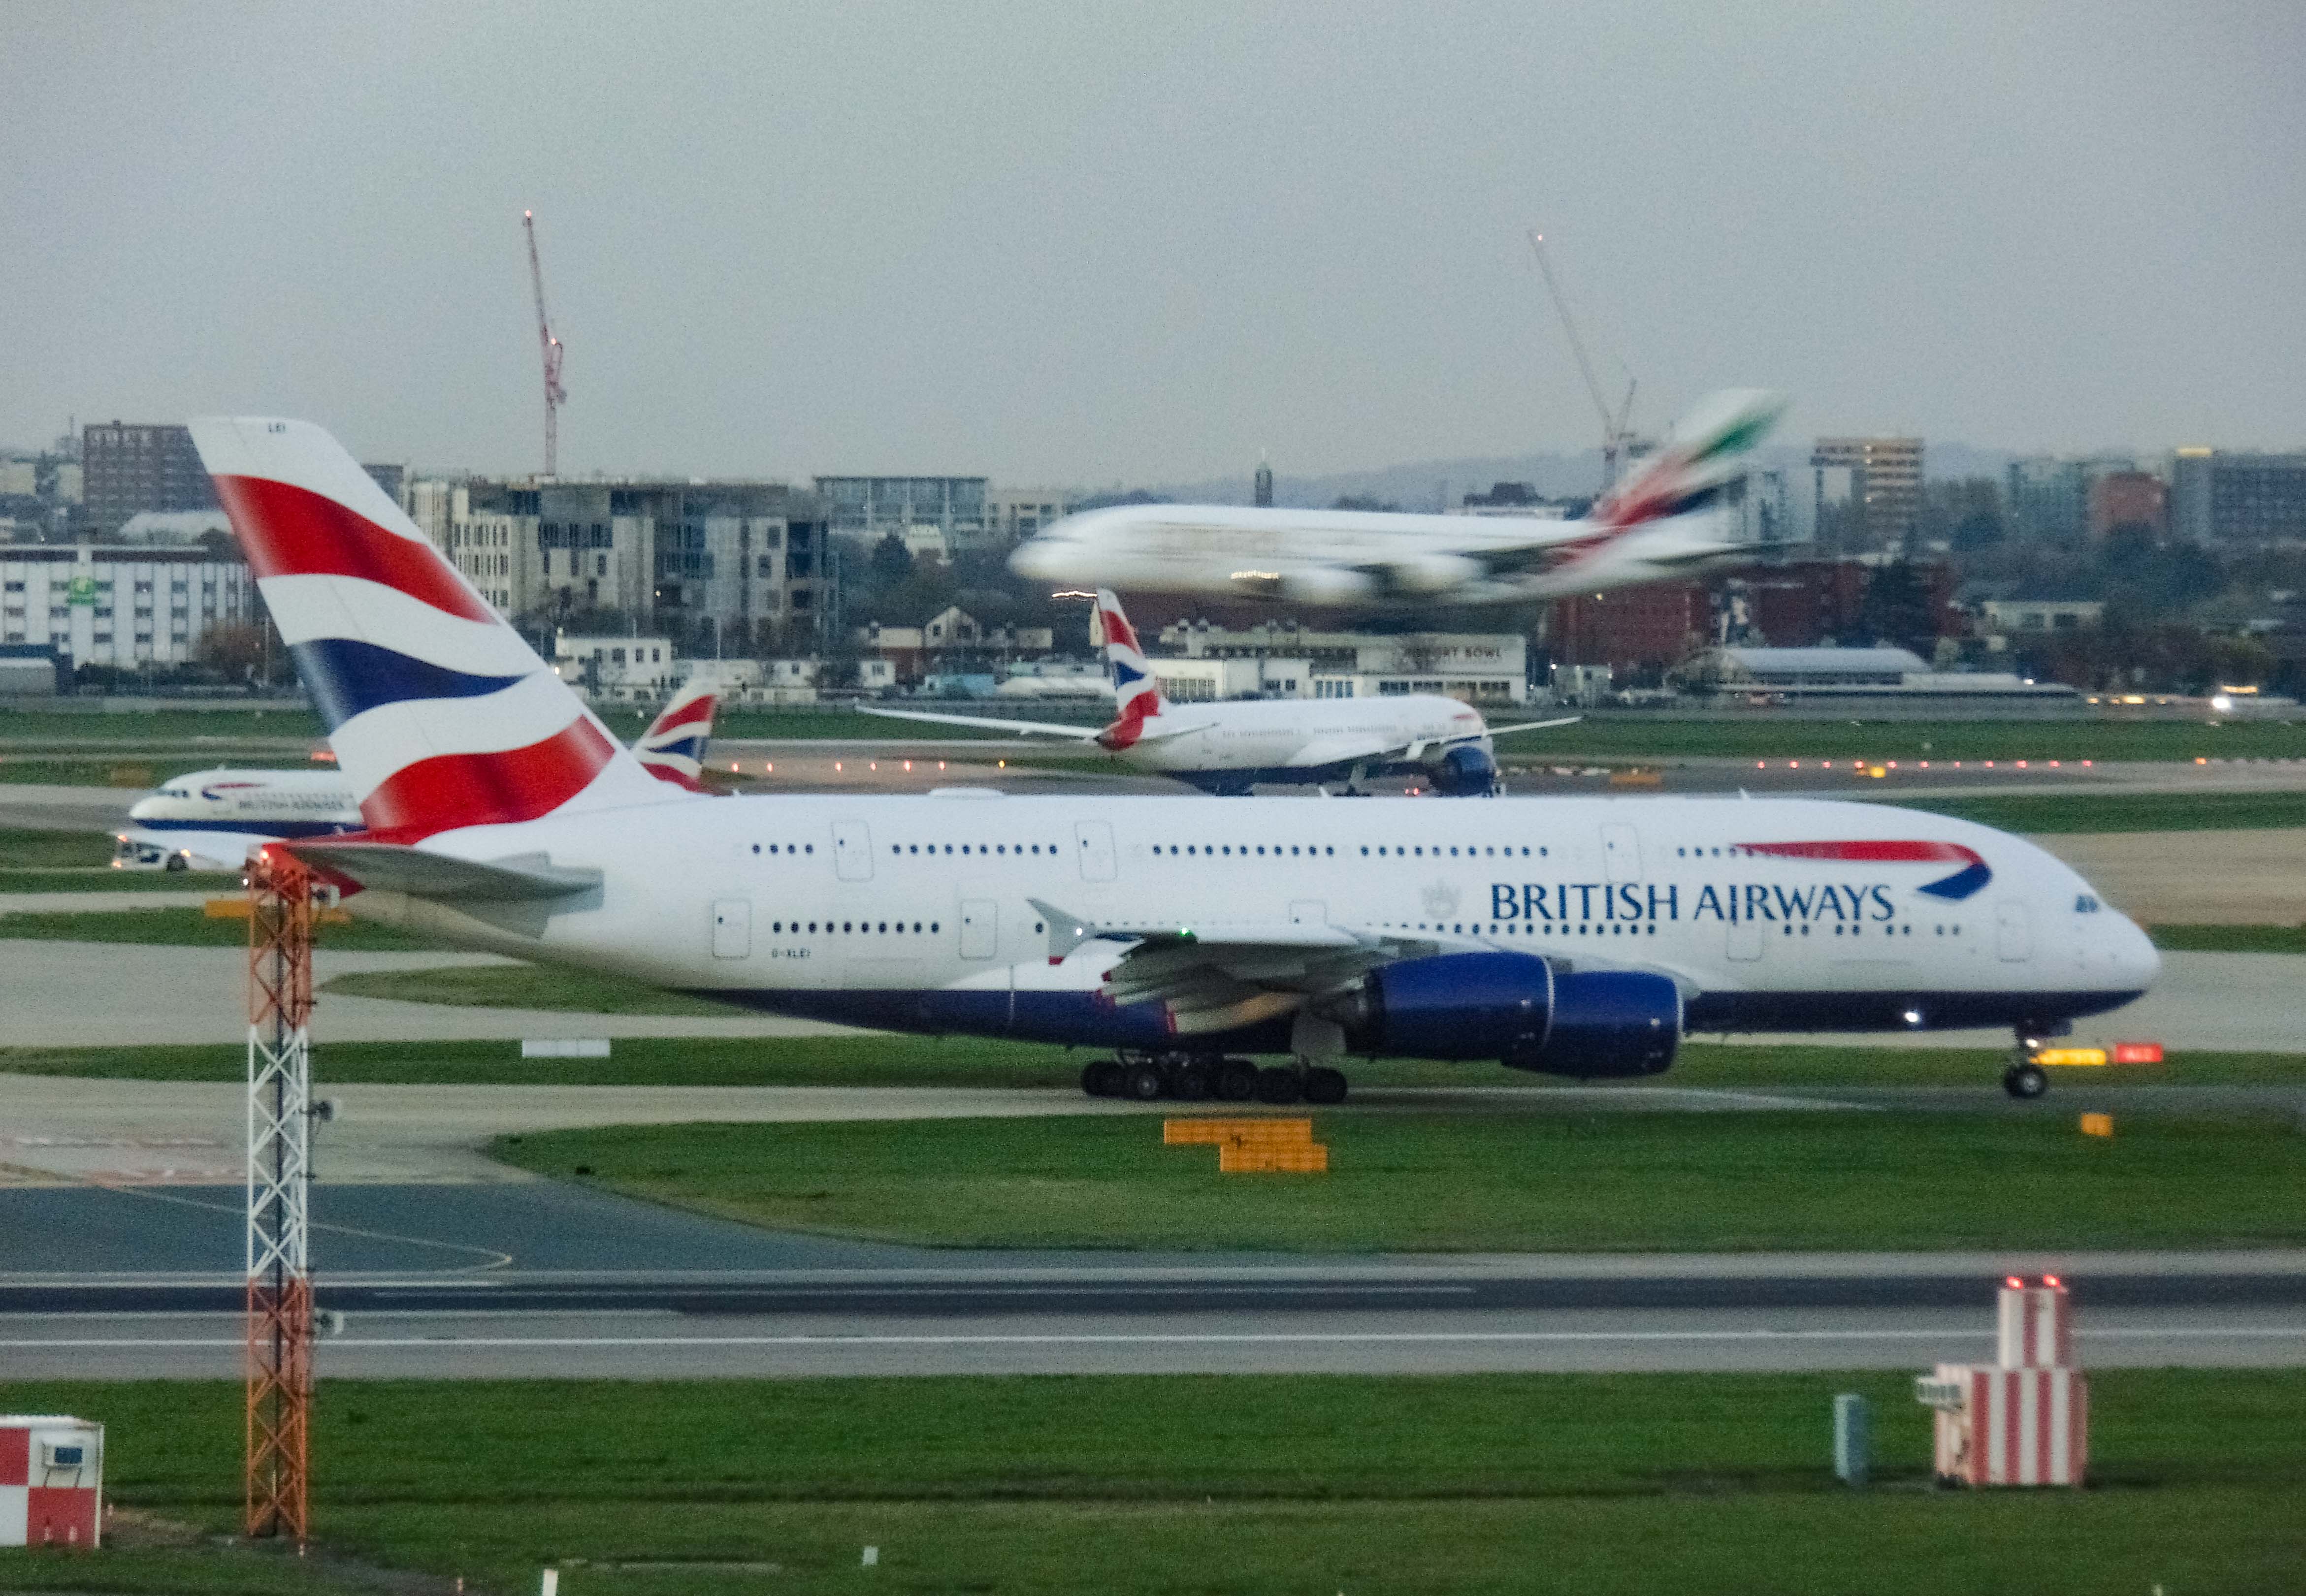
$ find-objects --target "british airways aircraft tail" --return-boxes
[634,674,721,792]
[1093,589,1167,750]
[188,417,685,842]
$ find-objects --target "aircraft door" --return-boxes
[1601,823,1642,883]
[959,899,998,959]
[1074,820,1117,882]
[833,821,874,882]
[1996,900,2032,962]
[1725,919,1763,962]
[711,898,751,959]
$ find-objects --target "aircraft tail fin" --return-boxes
[634,673,720,792]
[1593,388,1787,531]
[1092,588,1166,749]
[189,416,687,842]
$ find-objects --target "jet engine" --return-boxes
[1372,552,1484,594]
[1314,952,1680,1078]
[1428,743,1498,797]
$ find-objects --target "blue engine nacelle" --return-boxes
[1429,744,1498,797]
[1318,952,1680,1078]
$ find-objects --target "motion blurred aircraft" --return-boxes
[190,414,2156,1107]
[862,590,1576,794]
[1010,389,1789,608]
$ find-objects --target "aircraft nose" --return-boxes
[2113,913,2161,991]
[1007,539,1068,580]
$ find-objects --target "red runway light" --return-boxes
[2006,1276,2024,1289]
[2043,1275,2062,1288]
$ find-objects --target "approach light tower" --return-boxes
[523,210,567,478]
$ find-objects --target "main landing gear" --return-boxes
[1081,1053,1349,1105]
[2002,1031,2050,1099]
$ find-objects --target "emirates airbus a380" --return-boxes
[191,416,2157,1105]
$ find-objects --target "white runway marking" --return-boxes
[3,1326,2297,1351]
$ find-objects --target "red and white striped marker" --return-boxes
[1997,1277,2075,1369]
[1930,1364,2089,1487]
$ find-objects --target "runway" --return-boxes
[5,1179,2303,1378]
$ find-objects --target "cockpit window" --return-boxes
[2075,894,2101,913]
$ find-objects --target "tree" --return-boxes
[1857,562,1938,655]
[866,531,914,588]
[1332,494,1400,512]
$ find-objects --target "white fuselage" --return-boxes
[1010,504,1746,608]
[357,791,2158,1054]
[115,766,361,870]
[1121,696,1486,781]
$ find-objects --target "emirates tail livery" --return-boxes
[191,417,2158,1104]
[862,589,1576,795]
[1010,389,1794,608]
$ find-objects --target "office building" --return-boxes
[2170,449,2306,544]
[1812,437,1923,548]
[817,475,991,553]
[2087,471,2168,539]
[1,545,254,668]
[80,423,219,535]
[415,478,831,655]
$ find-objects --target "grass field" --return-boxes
[1514,716,2305,763]
[2150,922,2306,954]
[491,1108,2306,1253]
[1873,789,2306,833]
[0,1032,2293,1090]
[0,906,447,950]
[1,1372,2299,1595]
[321,961,745,1013]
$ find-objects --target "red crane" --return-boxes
[522,210,567,477]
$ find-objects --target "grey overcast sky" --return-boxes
[4,3,2301,484]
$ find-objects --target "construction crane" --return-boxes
[1525,228,1638,491]
[522,210,567,478]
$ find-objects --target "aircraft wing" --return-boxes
[1477,715,1583,739]
[858,705,1104,741]
[287,840,602,901]
[1030,897,1456,1035]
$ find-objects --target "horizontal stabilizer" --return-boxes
[286,840,602,901]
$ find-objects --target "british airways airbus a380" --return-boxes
[862,590,1576,796]
[190,416,2157,1106]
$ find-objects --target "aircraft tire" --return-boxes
[1254,1066,1302,1105]
[2003,1062,2048,1100]
[1302,1067,1348,1105]
[1122,1062,1168,1101]
[164,854,188,873]
[1082,1060,1123,1097]
[1214,1060,1259,1102]
[1169,1061,1214,1101]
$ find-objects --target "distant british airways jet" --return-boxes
[189,414,2158,1104]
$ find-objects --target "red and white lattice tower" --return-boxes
[245,847,314,1542]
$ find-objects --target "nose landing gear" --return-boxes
[2003,1032,2050,1099]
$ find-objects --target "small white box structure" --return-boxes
[1916,1277,2088,1487]
[0,1415,104,1548]
[520,1039,612,1058]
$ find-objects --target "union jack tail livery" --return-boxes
[188,417,687,842]
[1092,589,1165,751]
[634,674,721,792]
